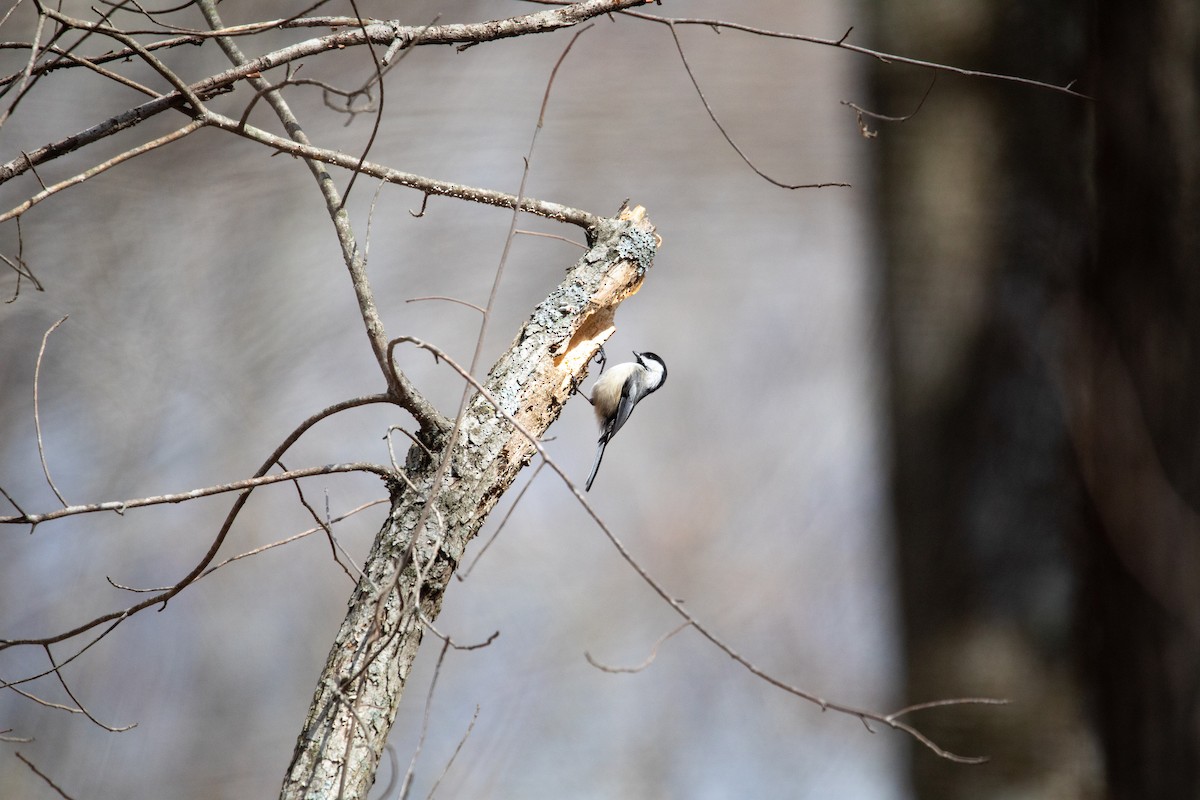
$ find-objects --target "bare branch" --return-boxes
[33,315,68,507]
[513,228,588,249]
[1,121,203,224]
[332,0,388,211]
[0,94,190,186]
[585,622,693,673]
[0,0,656,184]
[887,696,1011,721]
[419,619,500,652]
[620,9,1091,99]
[0,483,27,515]
[3,618,124,686]
[38,5,208,113]
[841,71,937,138]
[399,638,451,800]
[44,645,137,732]
[0,3,48,127]
[0,462,393,527]
[203,109,601,229]
[665,21,851,190]
[2,671,91,713]
[283,465,359,582]
[1,394,393,652]
[0,1,28,30]
[456,460,547,579]
[36,47,159,97]
[425,705,480,799]
[406,296,488,316]
[106,499,386,592]
[14,752,77,800]
[1,217,43,301]
[97,0,241,31]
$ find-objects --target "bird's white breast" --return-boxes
[591,362,638,423]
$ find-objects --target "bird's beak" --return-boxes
[632,350,641,360]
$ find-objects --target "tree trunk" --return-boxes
[874,2,1093,796]
[1079,0,1200,795]
[279,209,659,799]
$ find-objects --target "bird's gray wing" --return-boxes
[606,383,639,442]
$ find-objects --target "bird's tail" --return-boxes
[585,438,608,491]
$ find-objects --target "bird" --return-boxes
[583,351,667,491]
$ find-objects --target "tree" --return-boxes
[875,1,1200,798]
[0,1,1144,798]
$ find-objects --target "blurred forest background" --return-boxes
[1,0,1196,798]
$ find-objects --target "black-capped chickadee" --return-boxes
[584,351,667,491]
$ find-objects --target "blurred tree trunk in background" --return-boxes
[1082,0,1200,797]
[875,0,1199,796]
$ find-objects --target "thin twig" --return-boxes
[375,744,400,800]
[44,645,136,732]
[106,499,386,592]
[333,0,386,210]
[887,696,1010,721]
[0,0,28,31]
[842,71,937,138]
[513,228,587,249]
[2,673,90,712]
[42,47,159,97]
[406,296,487,315]
[15,752,77,800]
[384,425,435,469]
[33,315,69,507]
[585,621,692,673]
[618,9,1091,99]
[234,63,300,130]
[363,177,387,265]
[456,460,546,579]
[419,617,500,651]
[0,484,27,515]
[2,217,43,302]
[1,121,203,224]
[665,21,849,190]
[426,705,480,799]
[513,2,1090,101]
[0,4,48,127]
[334,12,442,209]
[38,5,208,112]
[399,638,452,800]
[1,618,124,690]
[284,464,359,581]
[0,395,393,651]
